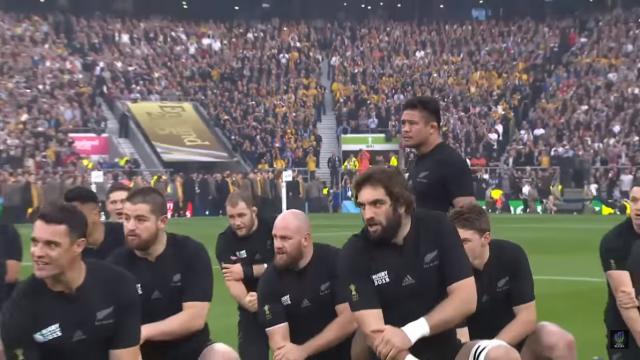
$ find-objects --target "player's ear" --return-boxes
[158,215,169,228]
[73,237,87,253]
[251,206,258,216]
[481,232,491,244]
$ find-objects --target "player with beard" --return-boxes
[108,187,238,360]
[401,96,475,212]
[105,183,131,222]
[257,210,356,360]
[340,167,520,360]
[449,204,576,360]
[600,183,640,359]
[64,186,125,260]
[216,191,274,360]
[0,203,141,360]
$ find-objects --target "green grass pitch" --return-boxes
[15,214,623,358]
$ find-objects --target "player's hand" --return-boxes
[222,262,244,281]
[244,292,258,312]
[274,342,308,360]
[374,325,411,360]
[616,287,639,309]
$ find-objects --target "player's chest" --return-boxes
[130,261,185,304]
[409,165,443,193]
[30,297,116,348]
[227,240,272,264]
[278,271,335,316]
[367,246,442,299]
[475,270,512,307]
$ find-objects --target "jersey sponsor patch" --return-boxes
[72,330,87,342]
[281,294,291,306]
[301,299,312,308]
[136,283,143,295]
[236,250,248,259]
[401,274,415,287]
[372,271,390,286]
[95,306,115,325]
[33,323,62,343]
[349,284,359,302]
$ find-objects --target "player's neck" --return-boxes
[46,260,86,294]
[392,214,412,246]
[295,245,314,270]
[135,232,168,261]
[86,222,106,248]
[473,250,491,270]
[416,137,442,156]
[633,222,640,235]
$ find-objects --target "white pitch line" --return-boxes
[18,262,605,283]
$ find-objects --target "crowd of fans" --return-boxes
[0,9,639,218]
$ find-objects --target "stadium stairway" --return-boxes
[316,60,338,184]
[101,100,160,170]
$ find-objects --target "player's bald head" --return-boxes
[274,209,311,235]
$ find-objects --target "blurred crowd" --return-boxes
[1,9,639,218]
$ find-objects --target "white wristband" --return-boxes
[404,354,419,360]
[401,317,430,345]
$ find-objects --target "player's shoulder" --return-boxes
[490,239,529,262]
[86,259,136,286]
[601,218,634,244]
[168,232,207,254]
[314,243,341,258]
[104,221,124,233]
[217,226,234,242]
[107,245,133,265]
[413,208,450,228]
[342,230,367,252]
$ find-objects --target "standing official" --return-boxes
[449,204,576,359]
[339,167,519,360]
[64,186,125,260]
[0,203,141,360]
[600,183,640,359]
[401,96,475,212]
[109,187,238,360]
[258,210,356,360]
[216,191,274,360]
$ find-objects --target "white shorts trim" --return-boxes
[469,339,508,360]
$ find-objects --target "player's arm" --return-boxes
[300,303,357,357]
[607,271,640,343]
[447,156,475,209]
[110,271,141,359]
[225,280,256,312]
[142,302,211,342]
[495,301,537,345]
[0,283,32,352]
[109,346,141,360]
[3,224,22,289]
[257,267,294,354]
[456,326,470,343]
[495,244,537,345]
[423,276,477,335]
[144,241,216,342]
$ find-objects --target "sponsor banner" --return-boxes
[69,133,110,156]
[340,134,400,151]
[127,102,234,162]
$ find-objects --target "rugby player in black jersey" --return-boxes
[105,182,131,222]
[0,203,141,360]
[64,186,125,260]
[217,191,274,360]
[402,96,475,212]
[257,209,356,360]
[109,187,238,360]
[600,183,640,359]
[340,167,519,360]
[449,204,576,360]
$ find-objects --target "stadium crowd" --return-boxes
[1,9,640,222]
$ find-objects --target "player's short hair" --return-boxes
[106,182,131,199]
[448,204,491,236]
[126,187,167,217]
[37,203,88,242]
[402,96,442,128]
[64,186,99,205]
[226,191,255,209]
[353,167,415,214]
